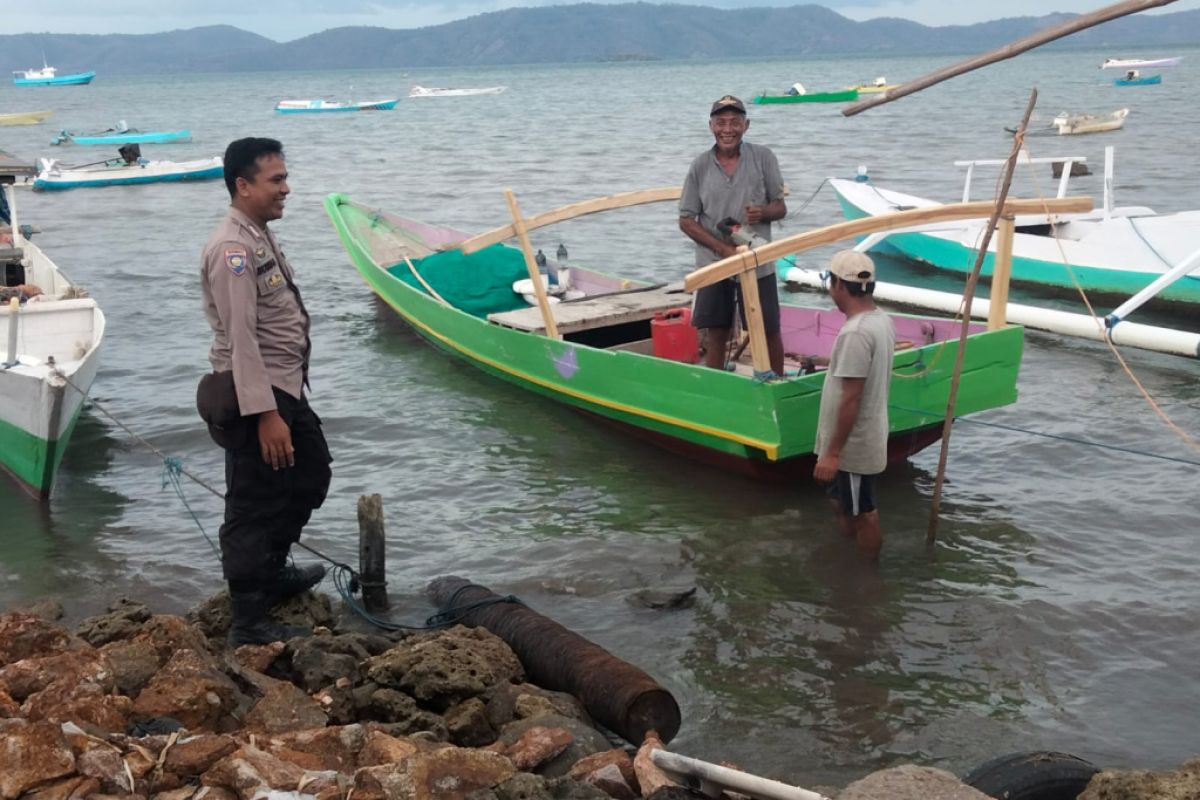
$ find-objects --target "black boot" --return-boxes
[266,563,326,602]
[228,589,311,647]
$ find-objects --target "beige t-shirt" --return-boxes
[814,309,895,475]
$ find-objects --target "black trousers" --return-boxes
[219,388,332,586]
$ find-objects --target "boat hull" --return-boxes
[0,111,52,126]
[0,239,105,498]
[753,90,858,104]
[52,130,192,146]
[275,99,399,113]
[831,177,1200,305]
[33,158,224,190]
[325,194,1023,478]
[1113,75,1161,86]
[13,71,95,86]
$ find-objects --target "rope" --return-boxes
[783,178,830,220]
[48,367,522,633]
[892,404,1200,468]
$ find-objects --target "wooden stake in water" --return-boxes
[357,493,389,613]
[927,89,1038,546]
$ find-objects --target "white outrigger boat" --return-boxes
[274,98,399,113]
[32,155,223,191]
[1101,56,1181,70]
[0,110,52,126]
[1,151,105,498]
[1052,107,1128,135]
[408,85,507,98]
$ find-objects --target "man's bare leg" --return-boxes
[703,327,731,369]
[854,510,882,561]
[767,331,785,376]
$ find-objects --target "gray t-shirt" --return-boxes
[814,309,895,475]
[679,141,785,279]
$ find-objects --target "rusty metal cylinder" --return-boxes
[428,576,681,745]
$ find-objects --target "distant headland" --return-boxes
[2,2,1196,74]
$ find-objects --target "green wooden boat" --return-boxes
[753,89,858,104]
[324,192,1023,479]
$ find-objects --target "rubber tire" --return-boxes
[962,750,1100,800]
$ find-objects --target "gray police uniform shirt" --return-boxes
[679,140,785,279]
[201,206,310,417]
[814,309,895,475]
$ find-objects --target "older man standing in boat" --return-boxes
[679,94,787,375]
[813,250,895,561]
[198,137,332,646]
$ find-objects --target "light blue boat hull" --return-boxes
[833,188,1200,305]
[14,71,95,86]
[1114,75,1161,86]
[34,165,223,190]
[275,99,399,113]
[52,129,192,146]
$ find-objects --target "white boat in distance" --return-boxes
[0,110,52,126]
[1,151,105,498]
[1052,107,1129,136]
[33,156,223,190]
[408,85,507,98]
[1101,56,1182,70]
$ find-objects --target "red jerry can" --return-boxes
[651,307,700,363]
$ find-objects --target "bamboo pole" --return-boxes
[504,189,560,339]
[987,216,1016,330]
[735,247,771,375]
[927,90,1038,546]
[458,187,682,254]
[683,196,1091,293]
[842,0,1179,116]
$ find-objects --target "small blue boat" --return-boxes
[51,125,192,146]
[33,156,224,191]
[12,65,95,86]
[275,98,399,113]
[1113,71,1162,86]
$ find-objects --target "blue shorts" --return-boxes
[691,273,781,333]
[825,471,878,516]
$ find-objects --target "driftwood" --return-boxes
[842,0,1180,116]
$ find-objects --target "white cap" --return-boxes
[828,250,876,285]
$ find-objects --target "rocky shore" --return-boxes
[0,594,1193,800]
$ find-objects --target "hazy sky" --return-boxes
[7,0,1198,42]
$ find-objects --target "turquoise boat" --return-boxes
[12,65,95,86]
[828,152,1200,306]
[324,191,1024,479]
[275,98,399,113]
[32,156,224,191]
[1113,73,1161,86]
[51,127,192,146]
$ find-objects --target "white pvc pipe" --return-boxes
[1105,245,1200,325]
[651,750,831,800]
[4,184,21,249]
[783,266,1200,358]
[5,298,18,366]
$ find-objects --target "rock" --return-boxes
[11,600,64,622]
[366,626,523,710]
[0,689,18,718]
[77,746,133,793]
[363,687,447,738]
[313,682,357,725]
[194,787,238,800]
[191,592,333,643]
[352,746,516,800]
[132,649,244,732]
[502,726,573,772]
[569,750,638,792]
[0,613,76,667]
[0,649,113,701]
[164,734,238,776]
[495,773,554,800]
[499,715,609,778]
[21,675,132,734]
[584,764,638,800]
[625,588,696,611]
[74,598,152,647]
[101,638,162,697]
[446,697,496,747]
[201,744,308,797]
[135,616,212,664]
[20,775,99,800]
[486,684,590,732]
[266,724,367,773]
[632,731,676,797]
[232,642,285,674]
[288,635,379,692]
[545,775,611,800]
[839,765,991,800]
[0,719,76,799]
[154,788,200,800]
[1079,759,1200,799]
[243,679,328,734]
[358,729,421,767]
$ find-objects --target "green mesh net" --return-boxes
[386,244,532,318]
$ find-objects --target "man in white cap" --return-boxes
[813,250,895,560]
[679,94,787,375]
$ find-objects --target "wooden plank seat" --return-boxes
[488,281,691,335]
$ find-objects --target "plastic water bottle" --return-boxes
[855,164,869,183]
[535,249,547,269]
[555,244,570,290]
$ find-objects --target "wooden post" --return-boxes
[504,189,560,339]
[988,216,1016,330]
[735,247,772,374]
[927,89,1038,546]
[357,493,389,613]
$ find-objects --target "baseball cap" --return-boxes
[710,95,747,116]
[828,250,876,284]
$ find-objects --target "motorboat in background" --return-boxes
[0,111,52,126]
[33,154,224,190]
[1101,56,1181,70]
[408,85,507,97]
[275,98,399,113]
[12,64,95,86]
[51,122,192,146]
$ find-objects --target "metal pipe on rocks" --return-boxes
[427,576,681,745]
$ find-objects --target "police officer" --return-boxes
[199,137,331,646]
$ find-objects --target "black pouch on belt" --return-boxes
[196,371,248,450]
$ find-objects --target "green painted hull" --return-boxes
[325,194,1023,476]
[0,405,81,499]
[835,192,1200,305]
[753,90,858,104]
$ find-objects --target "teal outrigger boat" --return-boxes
[325,189,1027,479]
[51,126,192,146]
[753,89,858,104]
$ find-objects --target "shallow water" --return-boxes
[2,47,1199,787]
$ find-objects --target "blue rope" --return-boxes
[160,457,220,557]
[891,405,1200,468]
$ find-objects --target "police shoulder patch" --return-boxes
[225,247,248,276]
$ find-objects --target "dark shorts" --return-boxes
[825,470,878,516]
[692,272,781,334]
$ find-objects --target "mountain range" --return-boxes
[3,3,1197,74]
